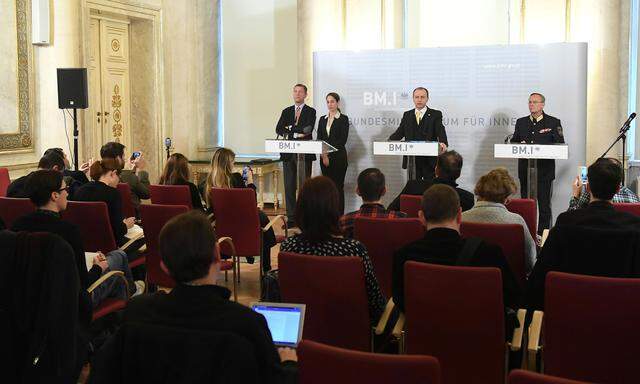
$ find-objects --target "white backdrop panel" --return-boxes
[313,43,587,221]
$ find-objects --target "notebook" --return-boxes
[85,252,99,271]
[251,302,306,347]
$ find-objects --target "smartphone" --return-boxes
[242,166,250,183]
[130,151,141,161]
[578,166,588,184]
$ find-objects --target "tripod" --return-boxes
[601,113,636,185]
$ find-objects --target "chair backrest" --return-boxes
[0,168,10,197]
[544,272,640,383]
[62,201,118,253]
[0,197,36,228]
[278,252,371,351]
[399,194,422,218]
[149,184,193,209]
[298,339,441,384]
[209,188,261,256]
[505,198,537,240]
[116,183,137,218]
[139,204,189,288]
[404,261,505,384]
[90,322,259,383]
[508,370,590,384]
[460,221,526,287]
[612,202,640,216]
[353,217,425,298]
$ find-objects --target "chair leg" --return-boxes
[399,331,406,354]
[232,256,238,302]
[236,257,241,284]
[224,270,228,282]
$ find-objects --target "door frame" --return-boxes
[80,0,165,177]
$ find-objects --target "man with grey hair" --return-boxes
[510,92,565,233]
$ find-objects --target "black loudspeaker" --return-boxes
[57,68,88,109]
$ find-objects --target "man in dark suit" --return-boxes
[510,92,565,233]
[388,150,474,212]
[526,159,640,310]
[275,84,317,225]
[389,87,448,181]
[108,211,297,382]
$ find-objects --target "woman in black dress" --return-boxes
[317,92,349,214]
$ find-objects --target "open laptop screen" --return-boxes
[252,303,305,347]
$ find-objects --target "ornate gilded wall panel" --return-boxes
[0,0,34,153]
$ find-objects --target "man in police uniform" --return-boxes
[389,87,448,181]
[510,92,565,233]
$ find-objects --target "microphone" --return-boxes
[504,134,513,144]
[620,112,637,133]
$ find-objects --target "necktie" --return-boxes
[295,106,302,125]
[415,110,422,125]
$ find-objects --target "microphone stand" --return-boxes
[601,121,632,185]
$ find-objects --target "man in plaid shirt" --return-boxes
[340,168,406,238]
[568,158,639,210]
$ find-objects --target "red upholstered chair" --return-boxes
[209,188,286,290]
[0,167,10,197]
[139,204,188,289]
[460,221,526,288]
[63,201,118,253]
[63,201,145,269]
[612,202,640,216]
[506,198,537,240]
[509,370,591,384]
[403,262,508,384]
[117,183,137,218]
[298,339,441,384]
[353,217,425,298]
[149,184,193,208]
[279,252,372,351]
[528,272,640,383]
[0,197,36,228]
[400,194,422,218]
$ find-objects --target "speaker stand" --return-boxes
[72,108,79,170]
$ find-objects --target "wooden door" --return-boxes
[100,19,131,149]
[85,17,131,158]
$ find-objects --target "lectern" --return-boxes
[373,141,439,180]
[494,143,569,199]
[265,139,337,189]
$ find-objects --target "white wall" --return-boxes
[222,0,298,157]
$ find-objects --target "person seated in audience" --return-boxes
[388,150,475,212]
[281,176,386,324]
[462,168,537,273]
[392,184,521,313]
[201,147,276,272]
[92,211,297,382]
[100,142,150,212]
[11,170,144,312]
[527,158,640,310]
[7,152,66,198]
[339,168,406,238]
[158,153,204,211]
[73,158,138,249]
[44,147,91,185]
[568,157,639,210]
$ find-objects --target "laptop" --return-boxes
[251,302,306,347]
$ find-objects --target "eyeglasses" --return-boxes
[56,186,70,193]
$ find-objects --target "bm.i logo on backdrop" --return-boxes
[363,91,409,106]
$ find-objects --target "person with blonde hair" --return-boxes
[462,168,536,273]
[158,153,204,211]
[200,147,276,272]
